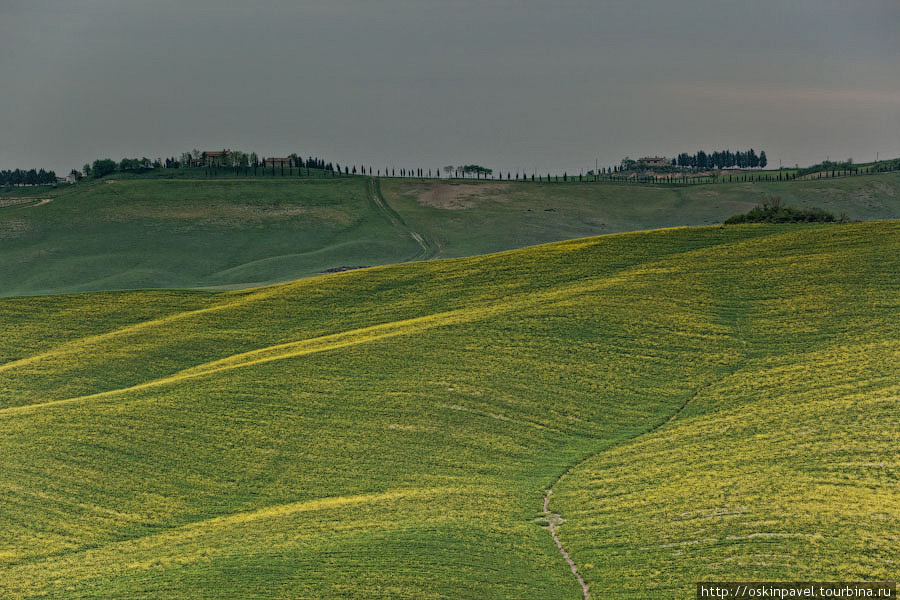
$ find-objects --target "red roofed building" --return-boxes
[192,151,232,167]
[637,156,669,168]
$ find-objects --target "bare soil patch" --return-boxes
[406,182,513,210]
[692,189,723,199]
[0,198,48,209]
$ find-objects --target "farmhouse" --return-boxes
[637,156,670,168]
[194,151,232,167]
[264,157,292,168]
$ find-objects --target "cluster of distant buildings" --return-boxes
[635,156,670,168]
[190,151,230,167]
[191,151,293,168]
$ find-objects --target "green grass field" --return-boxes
[0,177,419,297]
[2,221,898,598]
[2,172,898,296]
[380,173,900,258]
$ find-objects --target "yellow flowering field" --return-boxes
[1,222,896,597]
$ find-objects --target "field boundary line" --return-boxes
[1,233,785,416]
[0,284,299,374]
[0,226,791,375]
[3,487,468,573]
[0,269,676,416]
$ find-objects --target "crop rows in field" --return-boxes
[1,222,898,597]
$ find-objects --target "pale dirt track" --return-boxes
[0,197,52,209]
[367,177,438,260]
[542,325,748,599]
[542,489,590,599]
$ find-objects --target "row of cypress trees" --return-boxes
[0,168,58,186]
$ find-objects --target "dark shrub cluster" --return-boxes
[726,196,844,224]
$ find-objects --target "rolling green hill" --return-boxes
[380,173,900,258]
[1,172,898,297]
[2,221,898,598]
[0,177,419,297]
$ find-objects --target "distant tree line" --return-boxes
[462,164,492,177]
[675,149,767,170]
[173,149,339,170]
[795,159,857,177]
[81,157,165,178]
[0,168,58,186]
[792,157,900,179]
[43,146,900,186]
[77,152,345,179]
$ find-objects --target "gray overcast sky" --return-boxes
[2,0,898,174]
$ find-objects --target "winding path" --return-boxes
[0,197,51,209]
[366,177,438,260]
[543,488,590,599]
[543,324,748,599]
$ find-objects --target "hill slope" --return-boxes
[1,172,898,296]
[0,178,419,297]
[380,173,900,258]
[1,221,898,598]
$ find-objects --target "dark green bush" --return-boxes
[725,196,842,224]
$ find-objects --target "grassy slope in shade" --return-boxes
[1,172,899,296]
[380,173,900,258]
[0,177,418,296]
[1,222,899,598]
